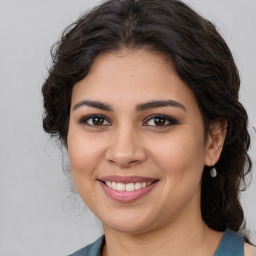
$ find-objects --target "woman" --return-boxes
[42,0,256,255]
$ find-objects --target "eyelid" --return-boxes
[79,114,111,126]
[78,114,178,127]
[143,114,179,127]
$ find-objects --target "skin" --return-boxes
[67,48,228,256]
[245,244,256,256]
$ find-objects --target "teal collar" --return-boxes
[69,229,244,256]
[214,229,244,256]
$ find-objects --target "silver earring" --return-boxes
[210,163,217,178]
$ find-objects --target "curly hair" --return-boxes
[42,0,252,239]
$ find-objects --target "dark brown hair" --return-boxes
[42,0,252,238]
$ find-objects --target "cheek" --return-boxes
[151,131,206,212]
[150,130,206,180]
[67,131,103,191]
[67,134,101,208]
[68,129,99,167]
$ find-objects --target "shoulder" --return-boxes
[68,243,93,256]
[244,243,256,256]
[68,236,105,256]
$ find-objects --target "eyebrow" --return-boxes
[73,100,113,111]
[136,100,187,112]
[73,99,187,112]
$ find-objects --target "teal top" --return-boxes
[214,229,244,256]
[68,229,244,256]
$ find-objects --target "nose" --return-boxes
[105,125,147,168]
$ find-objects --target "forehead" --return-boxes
[71,48,197,110]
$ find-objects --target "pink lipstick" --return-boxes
[99,175,159,202]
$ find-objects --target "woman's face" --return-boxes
[67,49,214,234]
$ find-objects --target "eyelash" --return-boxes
[79,114,179,128]
[143,114,179,127]
[79,114,111,126]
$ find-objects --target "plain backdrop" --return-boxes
[0,0,255,255]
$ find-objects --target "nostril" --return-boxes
[105,141,147,167]
[107,158,145,168]
[128,160,140,166]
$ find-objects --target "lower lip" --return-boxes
[100,181,158,202]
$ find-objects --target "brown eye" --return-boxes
[80,115,110,126]
[144,115,178,127]
[154,117,166,126]
[92,116,104,125]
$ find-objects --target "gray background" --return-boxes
[0,0,255,255]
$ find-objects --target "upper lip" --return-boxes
[99,175,159,184]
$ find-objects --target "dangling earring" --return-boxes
[210,163,217,178]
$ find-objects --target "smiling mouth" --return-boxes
[98,176,159,202]
[103,181,153,192]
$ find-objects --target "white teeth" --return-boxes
[105,181,153,191]
[116,183,125,191]
[106,181,112,188]
[126,183,135,191]
[135,182,141,190]
[112,182,117,189]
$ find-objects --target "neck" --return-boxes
[102,203,222,256]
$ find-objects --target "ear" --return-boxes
[204,119,228,167]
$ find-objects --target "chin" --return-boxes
[101,210,159,234]
[104,221,153,234]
